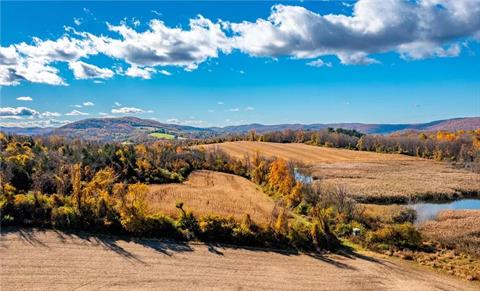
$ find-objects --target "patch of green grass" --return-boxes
[149,132,175,140]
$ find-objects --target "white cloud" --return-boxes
[166,117,207,126]
[82,101,94,106]
[228,2,480,63]
[0,118,70,128]
[68,61,114,79]
[307,59,332,68]
[227,108,240,112]
[245,106,255,111]
[16,96,33,101]
[114,102,122,107]
[74,18,83,26]
[239,70,245,74]
[0,106,40,117]
[65,109,89,116]
[159,69,172,76]
[42,111,61,117]
[125,65,156,79]
[217,101,224,105]
[111,107,151,114]
[1,1,480,86]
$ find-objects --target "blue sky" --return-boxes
[1,1,479,127]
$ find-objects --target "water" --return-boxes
[410,199,480,223]
[293,168,313,184]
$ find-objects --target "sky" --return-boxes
[1,0,479,128]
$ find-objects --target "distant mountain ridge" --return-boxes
[211,117,480,134]
[1,116,478,142]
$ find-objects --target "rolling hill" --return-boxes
[49,117,214,142]
[1,116,478,142]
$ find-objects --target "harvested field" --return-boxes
[2,228,479,291]
[148,170,275,226]
[199,141,480,202]
[420,210,480,257]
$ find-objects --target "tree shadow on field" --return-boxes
[1,227,193,265]
[2,227,388,271]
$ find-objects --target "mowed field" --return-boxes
[2,228,479,291]
[198,141,480,201]
[148,170,275,226]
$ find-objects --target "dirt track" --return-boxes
[1,229,478,291]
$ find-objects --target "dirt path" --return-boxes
[1,229,477,291]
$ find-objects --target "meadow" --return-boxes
[198,141,480,203]
[149,132,175,139]
[147,170,275,226]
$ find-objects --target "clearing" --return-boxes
[149,132,175,139]
[1,228,478,291]
[148,170,275,226]
[198,141,480,202]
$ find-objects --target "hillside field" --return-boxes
[198,141,480,202]
[147,170,275,226]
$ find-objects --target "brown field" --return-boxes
[147,170,275,226]
[198,141,480,202]
[421,210,480,257]
[2,228,479,291]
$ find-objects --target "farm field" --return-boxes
[148,170,275,226]
[148,132,175,139]
[198,141,480,202]
[2,228,479,291]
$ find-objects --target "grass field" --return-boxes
[149,132,175,139]
[421,210,480,257]
[147,170,275,226]
[198,141,480,202]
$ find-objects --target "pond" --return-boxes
[410,199,480,223]
[293,168,313,184]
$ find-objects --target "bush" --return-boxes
[142,214,182,239]
[366,223,421,249]
[198,215,237,243]
[392,208,417,224]
[51,206,78,228]
[287,219,313,250]
[12,193,52,226]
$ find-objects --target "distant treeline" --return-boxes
[191,128,480,171]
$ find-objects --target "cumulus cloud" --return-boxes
[114,102,122,107]
[65,109,89,116]
[125,65,156,79]
[228,1,480,63]
[0,118,70,128]
[82,101,94,106]
[42,111,61,117]
[16,96,33,101]
[307,59,332,68]
[111,107,152,114]
[0,107,40,117]
[1,0,480,85]
[68,61,114,79]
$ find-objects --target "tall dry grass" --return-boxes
[147,170,275,226]
[420,210,480,257]
[199,141,480,202]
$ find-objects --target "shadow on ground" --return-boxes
[1,226,385,270]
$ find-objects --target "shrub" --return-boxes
[392,208,417,224]
[51,206,78,228]
[142,213,182,239]
[287,219,313,250]
[198,215,237,242]
[366,223,421,249]
[12,193,52,226]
